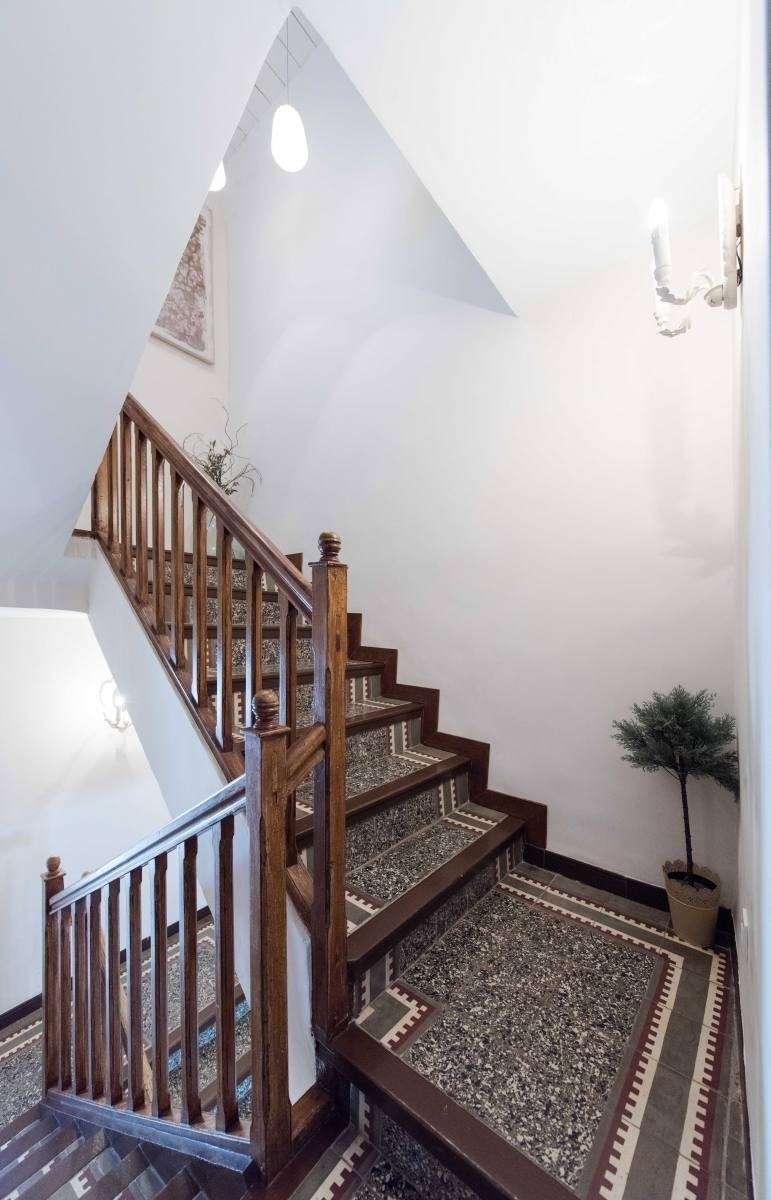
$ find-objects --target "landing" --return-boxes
[354,867,749,1200]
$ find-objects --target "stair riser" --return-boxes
[352,1089,479,1200]
[351,837,523,1018]
[299,770,469,865]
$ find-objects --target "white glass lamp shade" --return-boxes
[271,104,308,173]
[209,160,227,192]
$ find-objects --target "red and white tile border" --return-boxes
[503,871,730,1200]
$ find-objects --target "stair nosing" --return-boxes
[295,754,470,845]
[324,1024,574,1200]
[346,814,524,971]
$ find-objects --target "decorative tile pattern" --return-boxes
[354,868,741,1199]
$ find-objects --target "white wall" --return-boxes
[0,0,287,580]
[224,46,739,901]
[0,608,171,1014]
[130,193,231,447]
[734,0,771,1188]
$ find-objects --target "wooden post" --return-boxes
[244,691,292,1181]
[41,857,66,1093]
[216,520,233,750]
[92,444,111,542]
[311,534,349,1041]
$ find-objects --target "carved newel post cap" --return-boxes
[45,856,61,876]
[252,689,280,730]
[318,532,342,562]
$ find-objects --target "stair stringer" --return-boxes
[84,537,316,1101]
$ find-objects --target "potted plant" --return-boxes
[184,403,260,556]
[612,686,739,947]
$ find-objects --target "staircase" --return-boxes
[2,395,611,1200]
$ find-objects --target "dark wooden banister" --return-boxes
[123,394,312,619]
[49,775,247,913]
[41,397,350,1184]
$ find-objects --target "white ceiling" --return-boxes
[299,0,738,313]
[226,9,320,160]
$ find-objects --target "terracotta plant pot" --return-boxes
[663,859,721,948]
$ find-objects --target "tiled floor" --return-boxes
[0,873,752,1200]
[355,864,752,1200]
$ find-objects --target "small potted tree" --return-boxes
[612,686,739,947]
[184,403,260,557]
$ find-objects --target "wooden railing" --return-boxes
[41,396,350,1181]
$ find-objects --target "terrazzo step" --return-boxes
[0,1107,44,1155]
[0,1113,58,1171]
[0,1121,81,1196]
[20,1130,119,1200]
[347,814,524,981]
[296,756,471,844]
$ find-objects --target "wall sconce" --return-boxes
[649,175,742,337]
[99,679,132,732]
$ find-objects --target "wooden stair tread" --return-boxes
[346,814,525,971]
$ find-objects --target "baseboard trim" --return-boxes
[0,905,212,1034]
[523,844,734,937]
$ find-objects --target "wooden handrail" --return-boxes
[43,400,351,1184]
[50,775,246,912]
[124,394,312,619]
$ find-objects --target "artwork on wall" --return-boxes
[152,207,214,363]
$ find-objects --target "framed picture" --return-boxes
[152,206,214,363]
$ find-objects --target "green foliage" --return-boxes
[184,403,261,498]
[612,686,739,798]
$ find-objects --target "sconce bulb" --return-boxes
[648,196,672,285]
[209,160,227,193]
[271,105,309,173]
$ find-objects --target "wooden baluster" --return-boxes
[134,427,148,604]
[88,888,105,1099]
[73,897,88,1093]
[120,413,133,578]
[191,496,208,706]
[59,904,72,1090]
[170,469,186,667]
[41,857,65,1092]
[152,449,166,635]
[311,533,349,1040]
[279,592,299,866]
[216,520,233,750]
[150,853,170,1116]
[179,838,201,1124]
[108,428,119,552]
[105,879,122,1104]
[244,692,292,1180]
[213,815,237,1131]
[244,555,263,726]
[92,444,111,543]
[126,867,145,1110]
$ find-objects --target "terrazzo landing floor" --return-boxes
[355,866,751,1200]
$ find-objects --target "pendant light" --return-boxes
[209,160,226,192]
[271,18,308,172]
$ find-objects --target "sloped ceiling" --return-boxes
[300,0,737,312]
[0,1,736,578]
[0,0,285,579]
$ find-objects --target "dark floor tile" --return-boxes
[638,1063,694,1153]
[353,1159,422,1199]
[725,1134,750,1192]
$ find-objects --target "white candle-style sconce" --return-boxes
[649,175,742,337]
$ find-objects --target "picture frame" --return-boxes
[152,206,214,363]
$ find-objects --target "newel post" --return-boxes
[311,532,349,1041]
[244,690,292,1181]
[41,856,66,1092]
